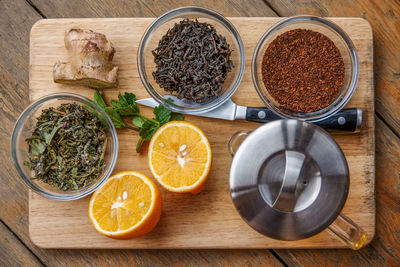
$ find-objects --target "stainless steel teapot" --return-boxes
[228,120,367,249]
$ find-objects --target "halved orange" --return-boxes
[148,121,212,193]
[88,171,162,239]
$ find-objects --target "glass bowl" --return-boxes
[138,6,245,114]
[252,15,359,122]
[11,93,118,201]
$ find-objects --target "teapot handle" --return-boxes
[272,151,306,212]
[327,213,368,250]
[228,131,249,156]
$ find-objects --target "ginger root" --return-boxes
[54,28,118,89]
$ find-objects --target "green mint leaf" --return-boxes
[111,92,139,115]
[165,98,174,105]
[136,137,145,153]
[118,93,130,106]
[170,113,184,121]
[139,120,160,141]
[132,116,144,128]
[94,90,107,109]
[114,107,137,116]
[153,104,171,125]
[110,93,128,108]
[110,99,121,108]
[123,92,136,106]
[104,107,125,128]
[92,91,183,153]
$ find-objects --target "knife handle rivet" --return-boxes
[258,111,266,119]
[338,117,346,125]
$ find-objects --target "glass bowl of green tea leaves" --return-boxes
[11,93,118,201]
[138,6,245,114]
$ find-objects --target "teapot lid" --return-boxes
[229,120,349,241]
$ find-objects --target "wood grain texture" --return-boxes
[29,17,374,249]
[29,0,277,18]
[0,221,43,267]
[373,118,400,265]
[265,0,400,138]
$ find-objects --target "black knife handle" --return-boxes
[245,107,281,122]
[314,108,362,133]
[246,107,362,133]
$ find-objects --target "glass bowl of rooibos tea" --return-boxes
[11,93,118,201]
[138,6,245,114]
[252,15,359,122]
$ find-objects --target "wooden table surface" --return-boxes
[0,0,398,266]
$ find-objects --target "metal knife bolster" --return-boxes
[235,105,247,120]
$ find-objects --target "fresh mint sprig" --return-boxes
[93,91,183,152]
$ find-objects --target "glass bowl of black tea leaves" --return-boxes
[138,6,245,114]
[11,93,118,201]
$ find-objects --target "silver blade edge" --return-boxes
[136,98,246,121]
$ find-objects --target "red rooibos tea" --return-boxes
[261,29,345,113]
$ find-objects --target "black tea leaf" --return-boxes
[152,19,233,103]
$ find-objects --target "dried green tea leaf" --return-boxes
[28,138,46,156]
[25,103,107,191]
[24,160,36,169]
[45,123,63,144]
[85,105,108,129]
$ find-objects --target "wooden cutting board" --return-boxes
[29,17,374,249]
